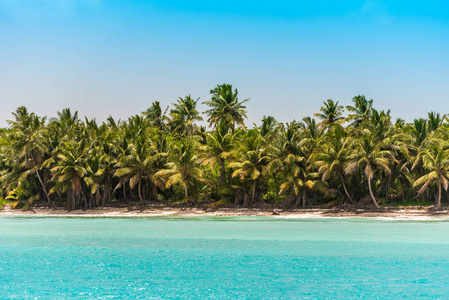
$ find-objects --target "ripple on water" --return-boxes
[1,216,449,298]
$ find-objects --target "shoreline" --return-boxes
[1,205,449,220]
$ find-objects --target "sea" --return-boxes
[1,216,449,299]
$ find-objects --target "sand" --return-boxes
[1,204,449,220]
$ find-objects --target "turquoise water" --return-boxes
[1,216,449,299]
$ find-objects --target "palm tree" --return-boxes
[170,95,203,141]
[155,140,209,204]
[369,109,393,142]
[228,129,270,206]
[115,136,166,204]
[84,147,106,208]
[98,126,119,206]
[314,99,345,128]
[346,95,373,127]
[412,142,449,207]
[312,126,354,203]
[143,101,169,131]
[263,121,322,208]
[265,121,304,176]
[50,140,88,210]
[428,111,443,132]
[260,116,278,140]
[199,122,235,186]
[53,108,81,139]
[299,117,322,162]
[405,119,429,193]
[345,131,393,208]
[203,83,249,133]
[71,118,118,207]
[300,116,321,141]
[409,119,428,149]
[277,157,322,208]
[7,107,51,204]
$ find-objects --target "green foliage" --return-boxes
[203,83,249,133]
[2,88,449,210]
[4,187,38,209]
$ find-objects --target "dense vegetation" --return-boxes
[1,84,448,210]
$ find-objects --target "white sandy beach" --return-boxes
[1,205,448,220]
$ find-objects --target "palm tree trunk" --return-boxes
[67,190,71,211]
[219,159,226,185]
[184,183,189,204]
[102,176,110,207]
[385,173,392,199]
[123,181,127,202]
[81,184,88,208]
[340,174,355,204]
[251,180,257,205]
[368,177,380,208]
[234,190,239,206]
[35,170,51,204]
[438,177,442,207]
[95,189,101,207]
[138,178,143,204]
[89,192,94,208]
[302,190,308,208]
[150,184,157,201]
[243,192,250,207]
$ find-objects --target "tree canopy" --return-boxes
[1,86,449,210]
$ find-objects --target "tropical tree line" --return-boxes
[1,84,449,210]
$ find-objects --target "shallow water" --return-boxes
[1,216,449,299]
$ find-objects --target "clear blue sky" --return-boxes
[1,0,448,127]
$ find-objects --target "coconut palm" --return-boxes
[404,119,429,180]
[412,141,449,207]
[199,122,235,185]
[170,95,203,141]
[228,129,270,206]
[98,126,119,206]
[203,83,249,133]
[53,108,81,139]
[369,109,393,142]
[312,126,354,203]
[299,117,322,162]
[6,107,51,204]
[155,140,209,204]
[264,122,323,208]
[84,147,106,207]
[409,119,428,149]
[260,115,278,140]
[265,121,304,176]
[428,111,443,132]
[143,101,169,131]
[277,157,322,208]
[345,131,393,208]
[300,116,321,141]
[115,136,166,204]
[314,99,345,128]
[50,140,88,210]
[75,119,119,207]
[346,95,373,127]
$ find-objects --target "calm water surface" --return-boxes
[1,216,449,299]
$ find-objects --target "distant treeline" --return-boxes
[0,83,447,210]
